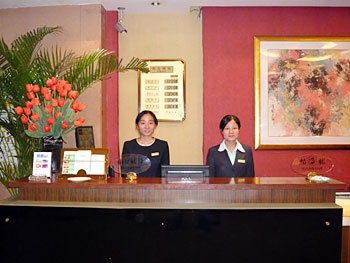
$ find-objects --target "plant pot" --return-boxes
[42,136,63,174]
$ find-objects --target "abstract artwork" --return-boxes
[254,36,350,149]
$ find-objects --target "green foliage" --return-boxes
[0,26,149,194]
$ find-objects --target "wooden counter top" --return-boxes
[9,176,346,204]
[9,176,346,190]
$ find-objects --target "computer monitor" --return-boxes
[161,165,210,178]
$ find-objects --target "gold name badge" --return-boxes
[151,152,159,156]
[238,159,246,163]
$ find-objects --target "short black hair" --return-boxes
[135,110,158,126]
[219,115,241,130]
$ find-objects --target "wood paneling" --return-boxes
[9,176,345,203]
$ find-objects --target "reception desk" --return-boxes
[8,176,345,203]
[1,176,347,263]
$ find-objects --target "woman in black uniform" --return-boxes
[121,110,169,177]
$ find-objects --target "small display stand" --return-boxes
[31,152,52,179]
[59,148,109,180]
[119,153,151,180]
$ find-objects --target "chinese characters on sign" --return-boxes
[139,60,185,121]
[291,154,334,175]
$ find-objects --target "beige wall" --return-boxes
[0,5,104,148]
[118,13,203,164]
[0,6,204,165]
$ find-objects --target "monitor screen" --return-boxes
[161,165,210,178]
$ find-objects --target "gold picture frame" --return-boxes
[254,36,350,149]
[138,59,186,122]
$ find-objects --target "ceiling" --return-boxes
[0,0,350,13]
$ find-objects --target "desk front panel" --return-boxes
[0,204,343,263]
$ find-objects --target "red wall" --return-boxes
[203,7,350,188]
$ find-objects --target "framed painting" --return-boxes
[138,59,186,122]
[254,36,350,149]
[75,126,95,148]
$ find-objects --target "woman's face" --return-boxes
[222,119,240,143]
[137,113,156,137]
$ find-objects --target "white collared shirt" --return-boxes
[218,139,245,165]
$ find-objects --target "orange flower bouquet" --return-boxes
[14,77,85,142]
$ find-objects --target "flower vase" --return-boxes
[42,136,63,174]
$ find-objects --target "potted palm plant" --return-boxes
[0,26,149,194]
